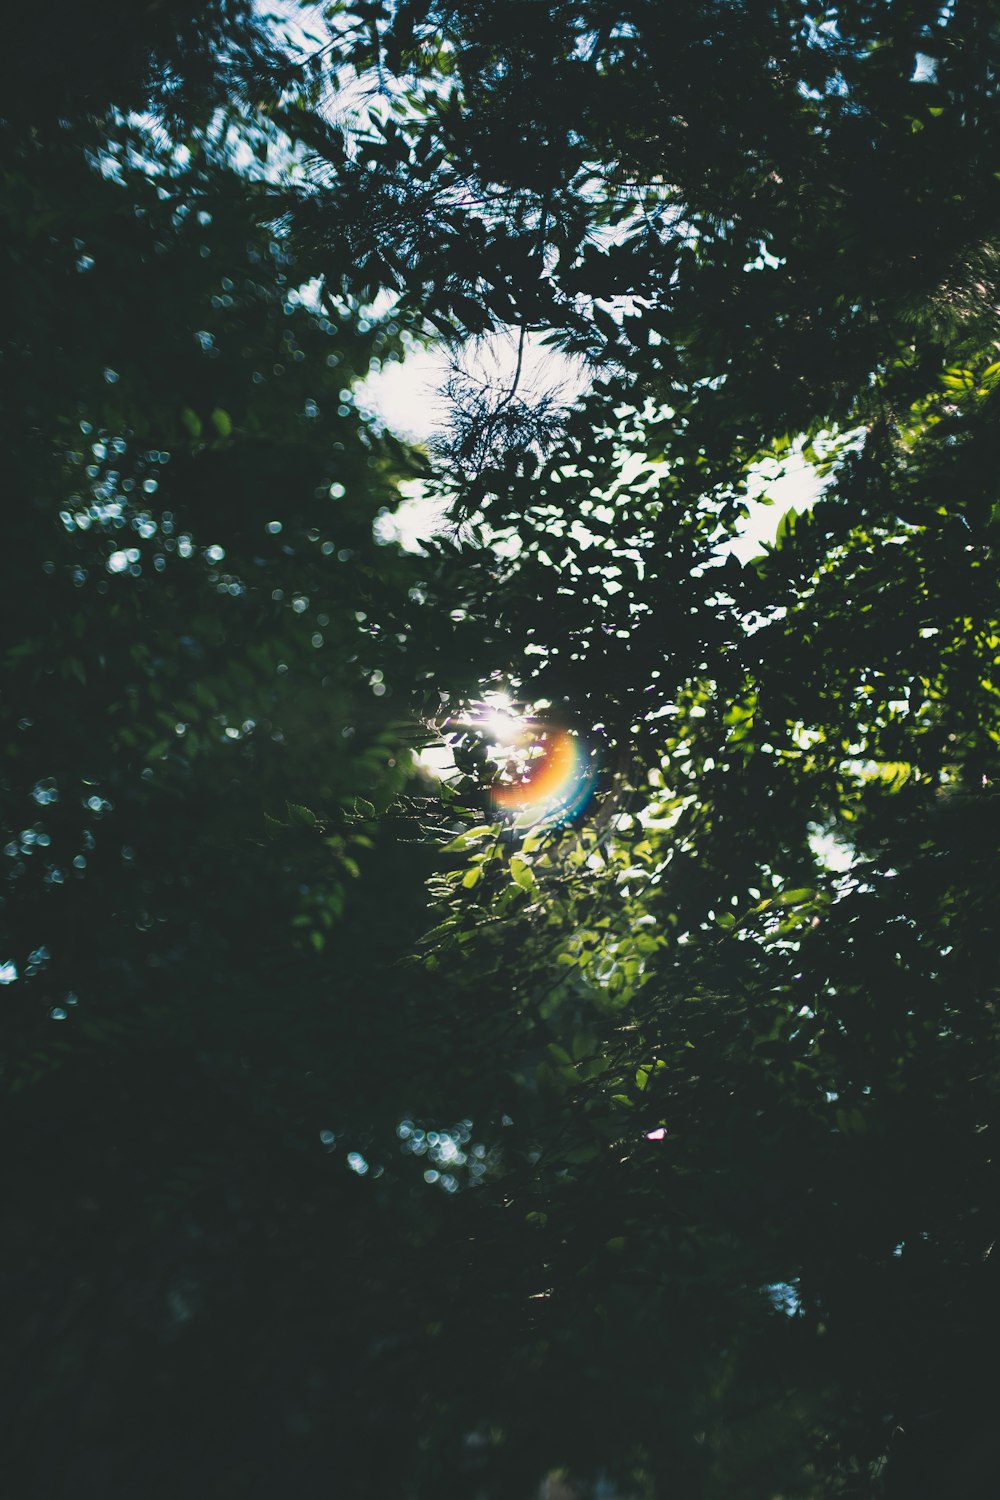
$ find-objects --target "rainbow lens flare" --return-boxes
[490,725,597,827]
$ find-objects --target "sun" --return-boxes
[478,693,525,747]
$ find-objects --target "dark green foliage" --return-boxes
[0,0,283,130]
[7,3,1000,1498]
[0,102,449,1500]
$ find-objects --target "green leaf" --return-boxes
[286,802,318,827]
[776,888,815,907]
[441,826,496,852]
[773,508,797,547]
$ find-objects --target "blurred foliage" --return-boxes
[7,3,1000,1499]
[0,70,455,1500]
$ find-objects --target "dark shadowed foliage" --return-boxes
[6,4,1000,1498]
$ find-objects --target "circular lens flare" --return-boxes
[449,696,597,827]
[490,723,597,827]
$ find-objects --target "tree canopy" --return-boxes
[5,3,1000,1497]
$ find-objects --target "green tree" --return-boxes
[276,3,1000,1494]
[8,3,1000,1498]
[0,93,468,1499]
